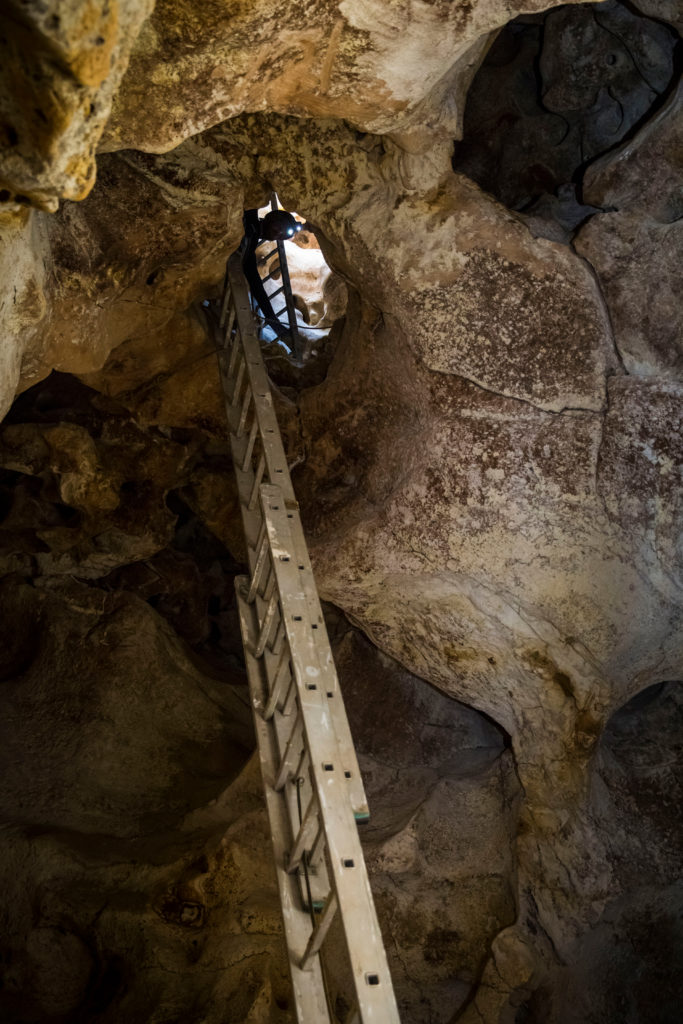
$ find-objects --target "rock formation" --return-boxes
[0,0,681,1021]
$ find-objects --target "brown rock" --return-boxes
[101,0,591,157]
[0,398,193,577]
[0,211,50,418]
[0,18,680,1019]
[291,299,682,1018]
[576,212,683,378]
[0,575,252,835]
[575,82,683,378]
[0,0,153,212]
[582,79,683,222]
[332,615,518,1021]
[0,572,293,1021]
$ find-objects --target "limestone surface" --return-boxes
[101,0,571,153]
[575,81,683,378]
[0,0,153,212]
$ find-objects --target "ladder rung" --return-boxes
[227,332,241,379]
[271,618,285,655]
[247,531,269,603]
[219,288,232,328]
[293,742,309,783]
[255,590,279,658]
[300,892,338,970]
[288,793,320,873]
[233,585,330,1020]
[262,563,275,601]
[263,646,291,720]
[275,711,304,790]
[258,248,277,264]
[223,304,235,343]
[236,385,252,438]
[241,417,259,473]
[230,353,246,407]
[261,492,370,821]
[220,255,401,1024]
[282,674,297,717]
[249,518,266,554]
[308,819,325,868]
[248,454,266,510]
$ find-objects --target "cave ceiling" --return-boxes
[0,1,682,1023]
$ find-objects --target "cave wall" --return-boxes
[0,1,682,1022]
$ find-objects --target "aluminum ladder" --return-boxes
[214,252,401,1023]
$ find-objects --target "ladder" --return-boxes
[214,252,401,1024]
[254,194,305,362]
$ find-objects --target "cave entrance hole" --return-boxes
[246,194,347,367]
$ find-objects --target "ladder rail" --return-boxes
[221,254,368,815]
[216,254,401,1024]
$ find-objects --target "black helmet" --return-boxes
[260,210,302,241]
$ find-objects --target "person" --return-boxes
[240,208,302,337]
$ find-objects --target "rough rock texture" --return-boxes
[2,0,612,218]
[0,573,294,1023]
[0,0,153,211]
[521,681,683,1024]
[453,1,678,213]
[210,106,681,1020]
[330,613,519,1023]
[575,81,683,378]
[0,561,522,1024]
[220,114,614,412]
[0,576,252,835]
[0,211,49,420]
[633,0,683,31]
[100,0,550,153]
[0,140,247,420]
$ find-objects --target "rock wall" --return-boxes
[0,0,681,1021]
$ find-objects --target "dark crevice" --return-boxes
[453,0,679,239]
[0,372,249,681]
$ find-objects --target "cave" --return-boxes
[0,1,681,1023]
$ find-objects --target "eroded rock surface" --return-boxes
[575,81,683,378]
[99,0,550,153]
[0,0,153,211]
[452,1,678,213]
[520,681,683,1024]
[330,612,519,1022]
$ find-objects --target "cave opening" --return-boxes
[452,0,680,237]
[237,194,348,368]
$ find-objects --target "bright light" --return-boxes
[287,228,294,236]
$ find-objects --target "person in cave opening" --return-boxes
[240,208,302,339]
